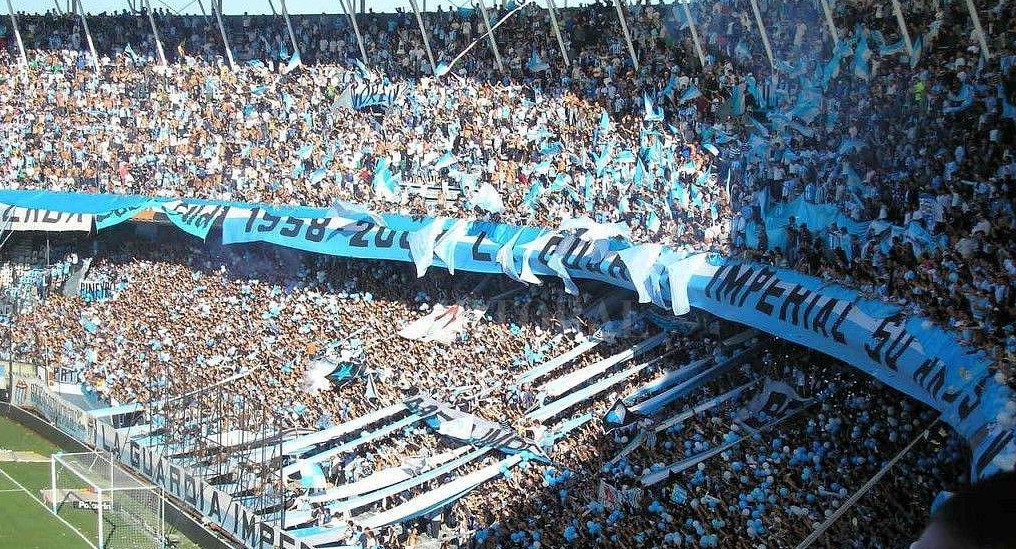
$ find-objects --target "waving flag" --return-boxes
[433,151,457,170]
[282,50,302,75]
[643,93,664,122]
[372,158,401,202]
[599,110,611,132]
[680,85,702,104]
[527,52,550,72]
[468,183,506,214]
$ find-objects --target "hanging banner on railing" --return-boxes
[686,260,1016,479]
[404,394,549,462]
[158,201,229,240]
[337,81,408,110]
[0,204,93,232]
[2,189,1014,480]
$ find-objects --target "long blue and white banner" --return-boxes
[2,189,1013,479]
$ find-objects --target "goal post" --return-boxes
[49,451,166,549]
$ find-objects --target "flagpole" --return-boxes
[682,3,706,68]
[820,0,839,47]
[407,0,437,74]
[211,0,236,71]
[340,0,369,63]
[74,0,102,75]
[5,0,28,68]
[890,0,914,57]
[963,0,991,59]
[611,0,639,70]
[747,0,775,68]
[545,0,571,67]
[143,0,167,67]
[477,0,506,74]
[280,0,301,63]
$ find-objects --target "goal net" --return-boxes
[49,451,165,549]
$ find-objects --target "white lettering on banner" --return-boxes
[92,422,315,549]
[697,262,1014,478]
[404,394,548,461]
[12,376,92,442]
[339,82,408,110]
[0,204,93,232]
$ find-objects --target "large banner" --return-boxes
[1,205,92,232]
[338,81,408,110]
[92,422,314,549]
[687,261,1015,479]
[11,375,92,442]
[0,189,1013,480]
[404,394,548,461]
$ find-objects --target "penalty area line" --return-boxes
[0,466,97,549]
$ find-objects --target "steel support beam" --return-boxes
[889,0,913,56]
[211,0,237,70]
[477,0,505,73]
[75,0,102,74]
[5,0,28,67]
[963,0,991,59]
[545,0,570,67]
[408,0,437,74]
[748,0,775,68]
[683,2,706,67]
[611,0,639,70]
[280,0,300,62]
[144,0,167,66]
[340,0,368,63]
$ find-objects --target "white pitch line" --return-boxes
[0,466,97,549]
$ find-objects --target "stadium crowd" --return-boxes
[11,234,968,548]
[1,0,1013,546]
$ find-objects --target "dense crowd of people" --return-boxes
[1,0,1014,374]
[10,233,969,548]
[2,0,1014,546]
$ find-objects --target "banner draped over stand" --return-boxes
[1,189,1013,479]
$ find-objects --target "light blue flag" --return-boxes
[372,158,400,201]
[731,83,746,116]
[524,181,544,211]
[297,144,313,159]
[646,210,661,232]
[468,183,506,214]
[617,244,663,303]
[614,150,636,163]
[125,43,140,65]
[595,141,615,176]
[327,200,385,226]
[282,92,294,111]
[282,50,302,75]
[633,159,646,188]
[540,142,564,157]
[527,51,550,72]
[879,37,907,56]
[434,151,457,170]
[354,58,376,81]
[310,167,327,184]
[457,6,475,17]
[407,217,444,277]
[299,461,327,489]
[599,110,610,132]
[853,28,871,80]
[434,61,451,77]
[292,163,306,177]
[910,35,923,68]
[679,85,702,104]
[644,93,664,122]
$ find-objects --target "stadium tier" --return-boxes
[2,0,1016,548]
